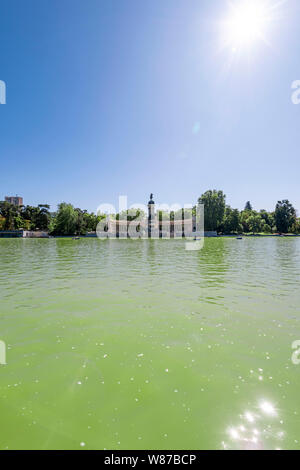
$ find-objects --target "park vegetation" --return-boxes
[0,201,103,236]
[0,192,299,236]
[198,190,300,235]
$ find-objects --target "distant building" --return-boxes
[99,194,215,238]
[5,195,23,206]
[0,230,49,238]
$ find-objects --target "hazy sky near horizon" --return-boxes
[0,0,300,213]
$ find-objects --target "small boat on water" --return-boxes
[72,237,80,240]
[236,237,243,240]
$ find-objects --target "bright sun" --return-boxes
[222,0,270,49]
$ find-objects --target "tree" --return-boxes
[240,210,251,233]
[36,205,51,230]
[291,218,300,234]
[14,214,24,229]
[0,201,19,230]
[275,200,296,233]
[21,206,36,230]
[20,205,51,231]
[259,210,275,232]
[241,210,265,233]
[222,206,241,234]
[245,201,253,211]
[74,208,87,235]
[198,190,226,232]
[84,212,103,232]
[0,216,5,230]
[247,214,263,234]
[53,203,78,235]
[262,222,272,233]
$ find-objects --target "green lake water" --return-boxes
[0,237,300,450]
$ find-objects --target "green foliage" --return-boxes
[240,210,264,234]
[240,210,250,233]
[0,202,52,231]
[117,209,146,222]
[198,190,226,231]
[274,200,296,233]
[52,203,78,235]
[1,194,298,237]
[84,212,103,232]
[247,214,264,234]
[222,206,242,234]
[50,204,105,236]
[22,205,51,230]
[262,223,272,233]
[259,210,275,232]
[291,218,300,234]
[0,201,17,229]
[0,216,5,230]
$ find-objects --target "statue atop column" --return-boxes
[148,193,154,205]
[148,193,155,237]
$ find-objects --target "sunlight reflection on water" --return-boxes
[0,238,300,449]
[222,399,285,450]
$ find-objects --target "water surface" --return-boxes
[0,238,300,450]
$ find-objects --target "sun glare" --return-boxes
[222,0,272,50]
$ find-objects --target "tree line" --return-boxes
[0,192,299,235]
[198,190,300,234]
[0,201,103,236]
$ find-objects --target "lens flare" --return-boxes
[219,0,285,55]
[225,1,269,47]
[259,400,277,416]
[245,411,255,423]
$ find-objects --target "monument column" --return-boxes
[148,193,155,238]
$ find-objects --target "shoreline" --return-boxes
[0,233,300,239]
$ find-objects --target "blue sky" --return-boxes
[0,0,299,213]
